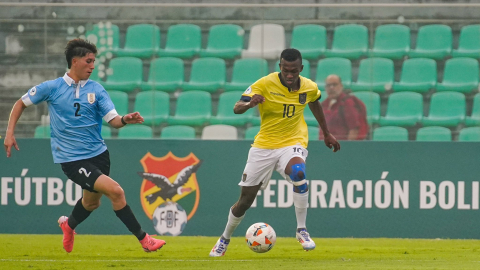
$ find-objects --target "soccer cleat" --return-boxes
[58,216,75,253]
[209,236,230,257]
[296,228,316,251]
[139,233,166,252]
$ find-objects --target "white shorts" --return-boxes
[239,144,308,190]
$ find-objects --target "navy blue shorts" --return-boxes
[60,150,110,192]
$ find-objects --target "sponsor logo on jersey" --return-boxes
[138,152,202,221]
[87,93,95,104]
[299,93,307,104]
[30,86,37,96]
[270,92,285,97]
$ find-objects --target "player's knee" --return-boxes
[289,163,308,193]
[109,185,125,201]
[293,183,309,194]
[289,163,306,182]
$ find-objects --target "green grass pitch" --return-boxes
[0,235,479,269]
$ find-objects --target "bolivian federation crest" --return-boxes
[138,152,202,221]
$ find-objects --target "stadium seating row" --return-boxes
[33,123,480,141]
[93,56,480,94]
[88,23,480,60]
[106,90,479,128]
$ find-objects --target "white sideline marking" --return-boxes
[0,259,253,262]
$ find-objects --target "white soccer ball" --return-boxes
[152,201,187,236]
[245,222,276,253]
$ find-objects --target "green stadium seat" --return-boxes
[291,24,326,60]
[436,57,479,93]
[452,25,480,58]
[140,57,184,92]
[134,91,170,126]
[114,24,160,59]
[303,107,318,126]
[325,24,368,60]
[422,92,466,127]
[101,126,112,139]
[275,59,311,78]
[160,125,196,139]
[225,58,269,92]
[167,91,212,126]
[201,125,238,140]
[250,117,261,126]
[182,58,226,92]
[409,24,452,60]
[350,58,394,93]
[315,58,352,90]
[466,93,480,126]
[158,24,201,59]
[370,24,410,60]
[352,91,381,124]
[118,125,153,139]
[102,57,142,92]
[34,125,51,138]
[372,126,409,141]
[393,58,437,93]
[102,90,129,126]
[416,126,452,141]
[241,24,285,60]
[85,22,120,56]
[308,126,320,141]
[89,68,102,82]
[244,126,260,140]
[200,24,244,59]
[108,91,129,116]
[458,127,480,141]
[379,92,423,127]
[210,91,253,126]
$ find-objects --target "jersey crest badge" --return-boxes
[87,93,95,104]
[299,93,307,104]
[244,86,252,95]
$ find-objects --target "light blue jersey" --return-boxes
[22,73,118,163]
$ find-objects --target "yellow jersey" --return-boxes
[242,72,321,149]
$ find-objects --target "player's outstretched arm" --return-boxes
[233,94,265,114]
[4,99,27,157]
[109,112,145,128]
[308,101,340,152]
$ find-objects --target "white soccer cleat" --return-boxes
[209,236,230,257]
[296,229,316,251]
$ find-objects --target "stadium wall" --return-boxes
[0,139,479,239]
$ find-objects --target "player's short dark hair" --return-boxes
[280,48,302,63]
[65,39,97,68]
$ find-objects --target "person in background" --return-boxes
[320,74,368,141]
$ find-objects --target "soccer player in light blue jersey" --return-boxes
[3,39,165,253]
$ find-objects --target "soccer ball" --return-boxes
[152,201,187,236]
[245,222,276,253]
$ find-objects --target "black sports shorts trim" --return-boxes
[60,150,110,192]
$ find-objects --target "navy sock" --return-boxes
[114,204,146,240]
[68,198,92,230]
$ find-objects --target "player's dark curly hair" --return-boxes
[280,48,302,63]
[65,39,97,68]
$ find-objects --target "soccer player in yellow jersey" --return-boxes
[210,49,340,257]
